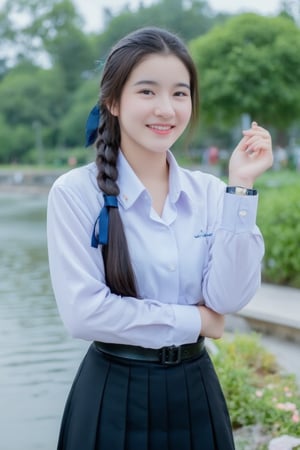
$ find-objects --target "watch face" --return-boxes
[235,186,247,195]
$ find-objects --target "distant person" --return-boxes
[208,145,219,165]
[47,27,273,450]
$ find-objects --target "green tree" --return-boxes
[1,0,59,65]
[189,14,300,133]
[96,0,230,60]
[0,63,65,162]
[59,77,99,147]
[1,0,97,89]
[0,5,14,76]
[0,0,100,162]
[0,115,15,162]
[26,0,97,90]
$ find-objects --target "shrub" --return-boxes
[212,333,300,439]
[256,173,300,288]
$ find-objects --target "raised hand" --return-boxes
[228,121,273,188]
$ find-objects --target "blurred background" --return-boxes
[1,0,300,167]
[0,1,300,449]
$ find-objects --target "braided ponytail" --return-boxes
[95,109,138,298]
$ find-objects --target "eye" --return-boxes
[174,91,189,97]
[139,89,154,96]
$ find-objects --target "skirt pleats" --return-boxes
[166,362,192,448]
[125,365,149,449]
[97,360,129,449]
[57,342,235,450]
[58,349,110,449]
[148,364,169,449]
[184,361,216,449]
[198,355,236,449]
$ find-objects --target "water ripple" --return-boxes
[0,194,87,450]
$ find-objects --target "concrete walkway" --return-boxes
[226,283,300,384]
[238,283,300,341]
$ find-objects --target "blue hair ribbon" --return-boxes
[85,105,100,147]
[91,195,118,247]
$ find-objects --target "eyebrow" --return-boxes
[133,80,191,90]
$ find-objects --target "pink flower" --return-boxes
[292,411,299,423]
[255,390,263,398]
[276,402,297,412]
[285,403,297,411]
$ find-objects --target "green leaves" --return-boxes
[190,13,300,128]
[257,177,300,288]
[0,63,66,162]
[212,334,300,436]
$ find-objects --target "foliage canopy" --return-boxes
[190,14,300,129]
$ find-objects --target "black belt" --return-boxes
[94,338,205,366]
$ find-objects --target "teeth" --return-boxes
[150,125,172,131]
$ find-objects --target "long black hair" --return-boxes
[95,27,200,297]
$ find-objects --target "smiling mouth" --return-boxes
[147,124,174,131]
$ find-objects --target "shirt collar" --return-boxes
[115,149,194,210]
[117,151,146,209]
[167,151,194,209]
[167,151,182,204]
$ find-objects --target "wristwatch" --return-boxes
[226,186,257,196]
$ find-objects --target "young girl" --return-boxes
[47,27,273,450]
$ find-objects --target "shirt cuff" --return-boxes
[221,192,259,233]
[170,305,201,346]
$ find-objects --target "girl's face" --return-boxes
[112,53,192,159]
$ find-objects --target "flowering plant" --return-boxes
[212,333,300,440]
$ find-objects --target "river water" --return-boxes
[0,192,88,450]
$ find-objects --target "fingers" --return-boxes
[235,135,250,151]
[241,121,272,154]
[244,134,270,150]
[229,121,274,182]
[243,121,271,139]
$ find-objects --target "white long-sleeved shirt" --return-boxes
[47,150,264,348]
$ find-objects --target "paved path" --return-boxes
[239,283,300,335]
[226,283,300,384]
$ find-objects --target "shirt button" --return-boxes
[239,209,247,217]
[168,264,176,272]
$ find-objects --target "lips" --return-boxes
[147,124,175,133]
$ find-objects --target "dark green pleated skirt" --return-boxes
[57,342,235,450]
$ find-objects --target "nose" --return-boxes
[154,94,175,118]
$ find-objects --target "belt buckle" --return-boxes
[160,345,182,365]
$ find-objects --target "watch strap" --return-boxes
[226,186,257,196]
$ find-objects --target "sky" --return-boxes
[73,0,284,32]
[0,0,288,32]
